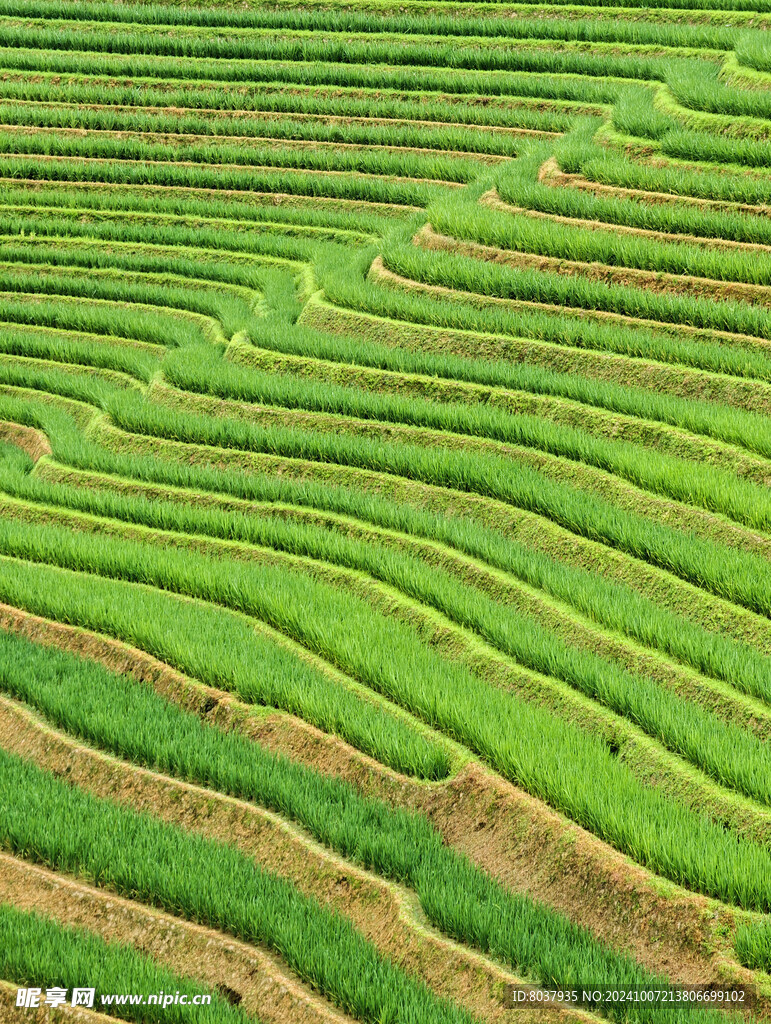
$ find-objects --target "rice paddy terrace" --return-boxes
[6,0,771,1021]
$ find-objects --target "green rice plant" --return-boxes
[8,381,771,730]
[8,357,760,642]
[0,527,771,909]
[611,85,680,140]
[0,749,477,1024]
[0,295,207,350]
[0,235,306,311]
[430,191,771,287]
[0,128,487,184]
[230,318,771,468]
[0,45,670,95]
[663,96,771,142]
[0,21,714,72]
[734,32,771,73]
[666,61,771,120]
[4,453,771,808]
[0,626,740,1024]
[4,365,769,714]
[0,181,405,234]
[0,358,125,408]
[0,237,273,300]
[0,361,137,404]
[0,209,340,268]
[1,0,766,21]
[42,450,771,708]
[0,324,161,381]
[161,342,771,531]
[5,0,771,949]
[382,239,771,340]
[496,148,771,245]
[0,6,740,50]
[734,921,771,972]
[0,262,261,342]
[0,78,579,131]
[0,904,248,1024]
[0,62,622,107]
[560,134,771,205]
[5,201,375,245]
[661,127,771,167]
[319,248,771,383]
[0,153,444,207]
[0,507,451,783]
[100,388,771,617]
[0,102,524,158]
[7,373,767,715]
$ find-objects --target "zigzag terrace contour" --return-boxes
[2,1,771,1022]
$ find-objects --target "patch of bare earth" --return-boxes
[0,605,763,1010]
[0,421,51,462]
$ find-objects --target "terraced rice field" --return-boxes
[5,0,771,1021]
